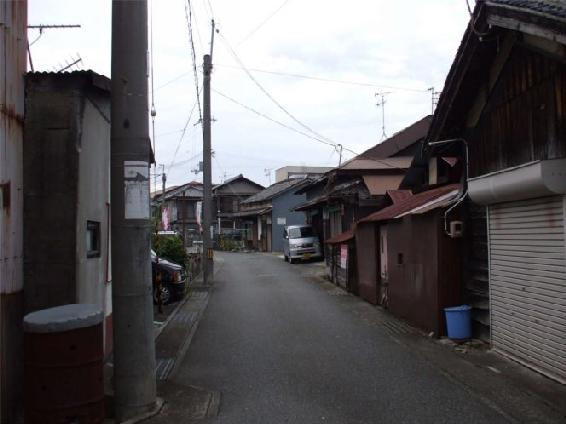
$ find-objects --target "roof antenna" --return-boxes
[428,86,440,114]
[375,92,391,141]
[264,168,272,186]
[27,24,81,72]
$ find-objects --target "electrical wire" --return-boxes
[202,0,214,21]
[215,63,429,92]
[238,0,292,46]
[185,0,203,123]
[465,0,490,37]
[213,87,336,148]
[167,96,200,174]
[156,71,192,90]
[150,0,158,193]
[218,30,338,146]
[168,150,203,169]
[213,88,403,170]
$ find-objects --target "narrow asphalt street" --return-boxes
[168,252,510,424]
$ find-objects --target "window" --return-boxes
[87,221,101,258]
[288,226,314,239]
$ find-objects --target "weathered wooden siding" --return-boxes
[468,44,566,178]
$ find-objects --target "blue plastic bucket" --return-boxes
[444,305,472,340]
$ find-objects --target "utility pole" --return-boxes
[337,144,344,167]
[202,20,216,284]
[161,164,166,197]
[110,1,156,421]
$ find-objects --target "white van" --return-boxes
[283,225,322,264]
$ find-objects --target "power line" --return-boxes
[215,63,429,93]
[167,96,200,174]
[201,0,215,23]
[238,0,292,46]
[218,30,338,146]
[184,0,203,122]
[212,87,336,148]
[156,65,430,93]
[156,71,191,90]
[150,0,158,192]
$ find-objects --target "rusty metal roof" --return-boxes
[358,184,461,224]
[325,228,355,244]
[386,190,413,204]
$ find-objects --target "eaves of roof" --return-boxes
[358,184,461,224]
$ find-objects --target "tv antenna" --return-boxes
[264,168,272,186]
[27,24,81,72]
[375,92,391,141]
[428,87,441,114]
[55,54,83,73]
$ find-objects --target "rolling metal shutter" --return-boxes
[488,196,566,384]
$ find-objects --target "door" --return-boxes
[488,195,566,384]
[355,222,379,305]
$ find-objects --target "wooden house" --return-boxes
[429,0,566,383]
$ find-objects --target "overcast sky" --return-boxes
[28,0,471,189]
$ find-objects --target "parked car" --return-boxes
[151,250,187,304]
[283,224,322,264]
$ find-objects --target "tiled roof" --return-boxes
[242,178,310,204]
[338,157,413,172]
[358,184,461,224]
[212,174,264,192]
[357,115,432,159]
[487,0,566,20]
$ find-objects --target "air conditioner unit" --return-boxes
[449,220,463,238]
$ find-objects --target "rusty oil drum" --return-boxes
[24,304,105,424]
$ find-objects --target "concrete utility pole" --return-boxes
[202,52,214,284]
[110,1,156,421]
[202,19,216,284]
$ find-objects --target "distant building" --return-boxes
[240,178,311,252]
[152,181,203,246]
[212,174,264,238]
[275,166,333,183]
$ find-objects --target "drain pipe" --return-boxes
[427,138,469,236]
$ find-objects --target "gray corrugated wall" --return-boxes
[271,189,307,252]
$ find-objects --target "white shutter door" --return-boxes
[489,195,566,384]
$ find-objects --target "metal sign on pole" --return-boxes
[110,0,157,420]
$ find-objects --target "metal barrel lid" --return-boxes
[24,304,104,334]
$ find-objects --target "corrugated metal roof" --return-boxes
[386,190,413,204]
[325,228,355,244]
[242,178,310,204]
[358,184,461,224]
[26,70,111,92]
